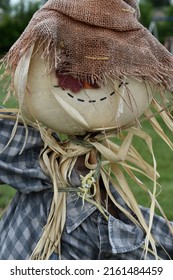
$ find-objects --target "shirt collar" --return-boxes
[65,184,136,233]
[65,192,96,233]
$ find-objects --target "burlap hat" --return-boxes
[5,0,173,90]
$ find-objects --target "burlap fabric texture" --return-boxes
[3,0,173,91]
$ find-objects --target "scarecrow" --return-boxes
[0,0,173,260]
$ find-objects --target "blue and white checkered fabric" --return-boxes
[0,118,173,260]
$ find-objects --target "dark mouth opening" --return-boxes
[55,71,100,93]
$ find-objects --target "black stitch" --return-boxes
[110,91,115,96]
[119,82,129,88]
[77,98,85,102]
[53,85,59,88]
[119,82,123,88]
[89,100,96,103]
[100,97,107,101]
[68,93,74,98]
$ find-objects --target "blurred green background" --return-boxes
[0,0,173,219]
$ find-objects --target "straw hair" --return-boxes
[29,117,173,260]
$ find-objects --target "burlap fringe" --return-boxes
[2,36,173,96]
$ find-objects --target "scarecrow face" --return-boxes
[14,47,155,135]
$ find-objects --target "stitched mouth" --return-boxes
[66,91,115,103]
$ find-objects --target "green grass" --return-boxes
[126,119,173,220]
[0,185,16,216]
[0,80,18,108]
[0,67,18,216]
[0,67,173,219]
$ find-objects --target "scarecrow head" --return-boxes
[6,0,172,135]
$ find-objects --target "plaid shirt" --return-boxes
[0,117,173,260]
